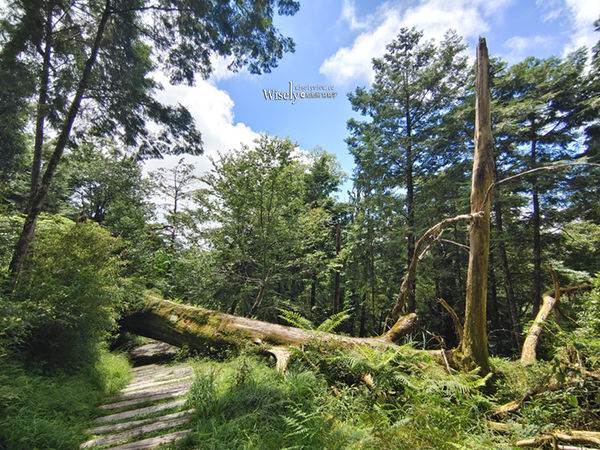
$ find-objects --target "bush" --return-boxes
[0,215,125,371]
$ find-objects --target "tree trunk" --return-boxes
[30,6,53,207]
[461,37,494,374]
[248,281,267,317]
[119,296,419,352]
[521,275,591,366]
[359,297,367,337]
[369,226,376,313]
[7,0,112,292]
[333,222,342,313]
[390,212,474,321]
[405,98,416,313]
[530,133,542,318]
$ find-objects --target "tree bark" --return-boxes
[405,95,416,313]
[30,6,53,206]
[461,37,494,374]
[248,281,267,317]
[530,132,542,318]
[7,0,113,292]
[359,298,367,337]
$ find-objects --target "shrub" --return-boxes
[0,215,125,371]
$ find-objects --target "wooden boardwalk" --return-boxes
[81,343,195,449]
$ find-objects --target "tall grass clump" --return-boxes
[181,352,369,449]
[0,348,130,449]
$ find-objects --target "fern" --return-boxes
[278,308,351,333]
[391,373,415,390]
[278,308,314,330]
[426,378,470,396]
[316,309,352,333]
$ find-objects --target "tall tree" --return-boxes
[68,146,152,233]
[494,50,588,317]
[195,136,307,318]
[347,28,468,313]
[0,0,299,291]
[461,37,493,374]
[152,157,199,246]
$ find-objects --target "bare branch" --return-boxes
[437,298,463,344]
[484,160,600,206]
[390,212,477,321]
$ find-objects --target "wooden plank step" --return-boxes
[127,366,191,384]
[89,410,194,435]
[121,374,193,394]
[127,367,192,385]
[129,365,181,378]
[100,387,190,410]
[106,429,192,449]
[121,375,193,394]
[94,399,186,424]
[81,415,191,448]
[131,364,160,373]
[130,364,191,378]
[106,380,193,403]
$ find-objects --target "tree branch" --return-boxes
[390,212,477,321]
[484,160,600,206]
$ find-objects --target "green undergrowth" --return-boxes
[0,348,130,449]
[171,343,599,450]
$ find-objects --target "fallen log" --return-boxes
[520,268,591,366]
[514,430,600,448]
[120,295,419,355]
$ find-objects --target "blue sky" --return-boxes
[150,0,600,197]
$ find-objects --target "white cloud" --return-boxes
[562,0,600,56]
[321,9,402,84]
[142,77,260,217]
[320,0,512,85]
[505,35,549,52]
[536,0,563,22]
[143,76,259,183]
[209,55,241,82]
[340,0,369,30]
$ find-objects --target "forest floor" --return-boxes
[76,337,599,450]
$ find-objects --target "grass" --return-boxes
[172,354,366,449]
[0,348,130,449]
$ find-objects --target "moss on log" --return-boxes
[120,296,414,354]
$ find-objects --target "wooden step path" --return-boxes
[81,361,196,449]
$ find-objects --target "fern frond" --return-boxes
[316,309,352,333]
[329,354,369,372]
[278,308,314,330]
[426,378,470,395]
[391,373,415,390]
